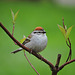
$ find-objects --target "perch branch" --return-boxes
[0,22,55,71]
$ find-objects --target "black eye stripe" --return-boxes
[34,32,46,34]
[43,32,46,33]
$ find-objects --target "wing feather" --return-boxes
[22,34,32,45]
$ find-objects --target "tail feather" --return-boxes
[11,48,23,54]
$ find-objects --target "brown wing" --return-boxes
[22,34,32,45]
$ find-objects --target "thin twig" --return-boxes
[66,40,70,47]
[68,38,71,46]
[66,48,72,62]
[24,51,40,75]
[59,59,75,71]
[62,18,67,32]
[62,17,65,29]
[12,24,15,36]
[12,24,17,45]
[67,38,71,61]
[66,38,72,62]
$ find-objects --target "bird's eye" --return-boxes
[38,32,41,33]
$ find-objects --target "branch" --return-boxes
[55,54,61,69]
[62,18,72,62]
[59,59,75,71]
[52,54,61,75]
[0,22,55,71]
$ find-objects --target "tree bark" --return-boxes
[52,72,57,75]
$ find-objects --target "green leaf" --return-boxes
[58,25,66,38]
[14,10,19,22]
[11,9,15,24]
[20,36,26,44]
[11,9,14,21]
[66,26,72,38]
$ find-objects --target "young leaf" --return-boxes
[58,25,66,38]
[11,9,15,24]
[14,10,19,22]
[66,26,72,38]
[11,9,14,21]
[20,36,26,44]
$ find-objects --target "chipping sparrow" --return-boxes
[11,27,47,53]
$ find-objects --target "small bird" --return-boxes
[11,27,47,53]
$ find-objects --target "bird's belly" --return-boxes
[25,35,47,53]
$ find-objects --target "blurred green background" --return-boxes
[0,1,75,75]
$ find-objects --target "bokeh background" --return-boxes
[0,0,75,75]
